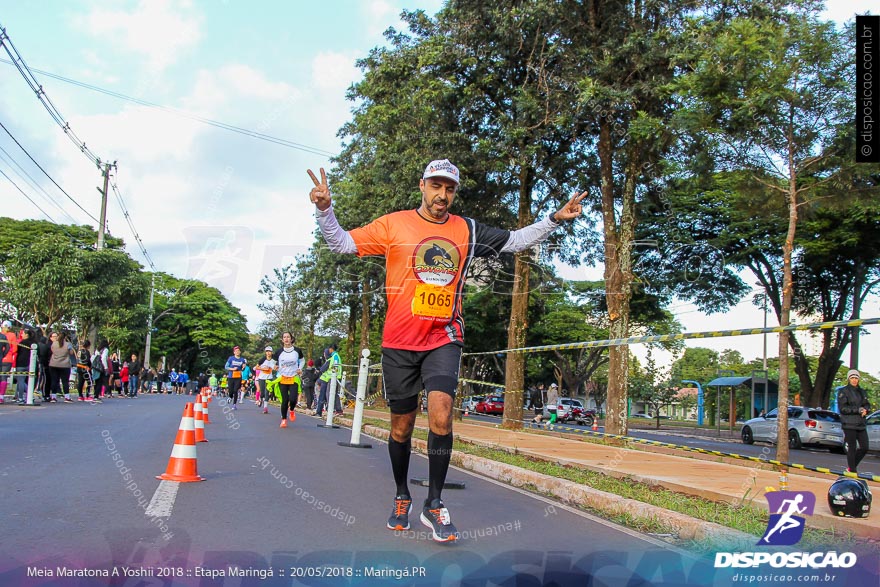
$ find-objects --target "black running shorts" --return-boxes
[381,344,462,407]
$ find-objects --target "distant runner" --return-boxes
[224,346,247,410]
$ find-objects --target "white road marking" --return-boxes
[145,480,179,518]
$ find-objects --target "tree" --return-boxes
[329,2,593,429]
[671,347,720,386]
[537,0,700,436]
[148,275,249,373]
[675,6,855,463]
[0,233,149,347]
[2,236,82,328]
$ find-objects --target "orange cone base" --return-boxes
[157,472,204,482]
[156,456,204,482]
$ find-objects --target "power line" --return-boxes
[0,120,101,224]
[0,144,79,224]
[109,178,156,271]
[0,25,104,168]
[0,57,338,158]
[0,166,58,222]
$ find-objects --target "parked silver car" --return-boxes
[863,410,880,453]
[741,407,844,451]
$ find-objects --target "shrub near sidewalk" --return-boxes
[357,416,869,554]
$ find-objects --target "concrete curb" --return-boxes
[336,415,757,548]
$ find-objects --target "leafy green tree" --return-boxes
[148,275,248,373]
[673,7,859,460]
[671,347,720,386]
[632,349,686,428]
[539,0,700,436]
[329,2,593,428]
[2,236,82,328]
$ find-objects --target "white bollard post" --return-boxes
[26,343,37,405]
[339,349,372,449]
[319,372,340,428]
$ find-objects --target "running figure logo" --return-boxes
[759,490,815,546]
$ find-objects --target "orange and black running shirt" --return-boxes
[349,210,510,352]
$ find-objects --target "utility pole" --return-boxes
[96,162,111,249]
[145,274,155,368]
[762,293,768,371]
[850,263,862,369]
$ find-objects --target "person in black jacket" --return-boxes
[128,354,141,398]
[838,369,871,473]
[75,340,92,401]
[300,359,318,412]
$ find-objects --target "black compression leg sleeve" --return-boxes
[426,431,453,503]
[388,437,412,498]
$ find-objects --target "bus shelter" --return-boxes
[705,374,778,433]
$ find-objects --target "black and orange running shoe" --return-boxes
[387,495,413,530]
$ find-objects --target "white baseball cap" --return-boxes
[423,159,460,185]
[265,346,273,352]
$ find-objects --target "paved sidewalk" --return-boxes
[352,408,879,541]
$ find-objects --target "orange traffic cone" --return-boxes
[201,399,211,424]
[591,419,598,432]
[156,403,204,482]
[193,401,208,443]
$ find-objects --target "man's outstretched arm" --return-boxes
[308,168,357,254]
[500,191,587,253]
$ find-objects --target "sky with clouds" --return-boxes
[0,0,876,374]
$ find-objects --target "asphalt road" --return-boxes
[463,412,880,472]
[1,394,730,587]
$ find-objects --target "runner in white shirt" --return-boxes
[276,332,304,429]
[255,346,277,414]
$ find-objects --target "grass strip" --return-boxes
[360,416,867,554]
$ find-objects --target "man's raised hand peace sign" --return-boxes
[552,191,588,222]
[307,168,331,211]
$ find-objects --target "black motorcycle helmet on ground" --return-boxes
[827,477,872,518]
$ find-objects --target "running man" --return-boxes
[276,332,304,428]
[256,345,277,414]
[308,159,584,542]
[224,346,247,409]
[762,494,807,543]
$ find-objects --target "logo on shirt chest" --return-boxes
[412,238,460,286]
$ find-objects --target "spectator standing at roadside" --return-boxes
[838,369,872,474]
[143,366,156,393]
[14,328,34,404]
[530,383,546,423]
[128,354,141,398]
[36,330,52,402]
[1,320,19,399]
[107,353,119,396]
[75,340,92,401]
[208,372,218,395]
[120,362,130,397]
[301,359,318,413]
[315,345,341,418]
[48,331,76,403]
[169,368,179,394]
[91,341,109,401]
